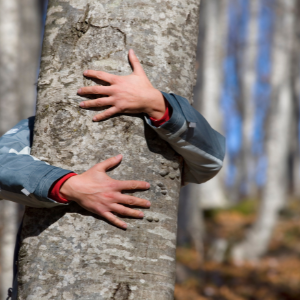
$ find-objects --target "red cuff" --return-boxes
[49,173,77,204]
[149,101,171,127]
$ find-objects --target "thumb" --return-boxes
[98,154,123,171]
[128,49,146,76]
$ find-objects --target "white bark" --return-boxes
[231,0,295,263]
[239,0,259,198]
[190,0,229,211]
[0,201,18,300]
[0,0,20,135]
[18,1,201,299]
[18,0,42,119]
[0,0,21,298]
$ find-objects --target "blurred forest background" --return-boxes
[0,0,300,299]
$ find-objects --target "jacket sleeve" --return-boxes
[145,92,226,184]
[0,117,72,208]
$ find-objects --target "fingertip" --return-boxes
[115,154,123,161]
[79,102,85,107]
[122,223,127,229]
[92,116,97,121]
[146,182,150,189]
[77,88,82,94]
[146,201,151,208]
[83,70,88,76]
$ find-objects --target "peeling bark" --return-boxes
[18,1,201,299]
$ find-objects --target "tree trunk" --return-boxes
[231,0,295,263]
[18,0,43,119]
[239,0,259,198]
[0,201,18,300]
[184,0,229,258]
[191,0,229,211]
[18,1,201,299]
[0,0,21,298]
[0,0,20,135]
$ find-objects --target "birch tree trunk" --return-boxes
[0,0,21,298]
[239,0,259,198]
[185,0,229,257]
[18,0,43,119]
[191,0,229,211]
[0,0,20,135]
[231,0,295,263]
[0,201,18,300]
[18,1,201,299]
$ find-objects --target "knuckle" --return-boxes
[94,87,101,93]
[119,208,127,215]
[127,198,135,206]
[117,104,125,112]
[131,182,138,190]
[108,181,117,190]
[89,86,97,94]
[113,76,122,84]
[103,192,115,200]
[96,71,103,79]
[96,99,103,106]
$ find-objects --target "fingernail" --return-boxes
[146,201,151,207]
[146,183,150,188]
[115,154,122,160]
[83,70,88,76]
[122,224,127,229]
[139,212,144,218]
[79,102,85,107]
[77,88,82,94]
[93,117,97,121]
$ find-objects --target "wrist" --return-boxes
[144,89,166,119]
[60,175,78,202]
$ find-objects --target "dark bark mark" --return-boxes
[111,26,127,47]
[72,4,91,38]
[111,283,131,300]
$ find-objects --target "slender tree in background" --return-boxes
[192,0,229,210]
[185,0,229,257]
[18,0,45,119]
[18,1,201,299]
[0,0,21,298]
[291,0,300,198]
[0,1,46,299]
[232,0,296,262]
[239,0,259,198]
[0,0,19,136]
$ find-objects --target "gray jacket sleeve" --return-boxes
[0,117,72,208]
[145,92,226,184]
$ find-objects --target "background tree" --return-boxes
[184,0,229,259]
[0,0,45,299]
[17,0,201,299]
[231,0,296,262]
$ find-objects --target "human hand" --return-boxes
[60,154,151,229]
[77,49,166,121]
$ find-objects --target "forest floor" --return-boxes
[174,198,300,300]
